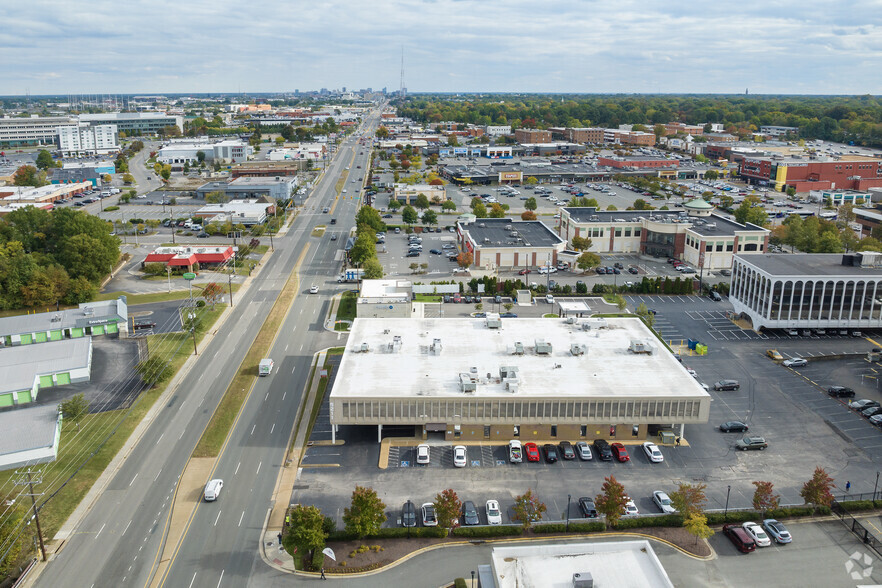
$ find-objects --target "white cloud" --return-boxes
[0,0,880,94]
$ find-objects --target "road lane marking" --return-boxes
[188,573,197,588]
[235,461,240,475]
[291,366,295,373]
[270,423,275,434]
[256,461,262,475]
[238,511,245,527]
[129,474,138,487]
[179,429,185,440]
[265,392,268,402]
[216,570,224,588]
[154,468,162,481]
[214,510,221,526]
[283,391,287,400]
[94,523,105,540]
[157,433,163,444]
[250,424,256,435]
[122,520,132,536]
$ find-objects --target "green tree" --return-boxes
[683,513,714,545]
[160,165,171,181]
[670,483,707,517]
[415,194,430,209]
[13,165,43,187]
[576,251,601,271]
[205,191,229,204]
[441,200,457,212]
[196,150,206,164]
[348,231,377,265]
[511,489,547,530]
[800,467,835,509]
[362,257,384,279]
[388,199,402,211]
[286,504,327,559]
[434,488,462,529]
[751,481,780,517]
[401,205,418,224]
[524,197,538,211]
[635,302,656,329]
[471,201,487,218]
[355,206,385,232]
[704,170,719,180]
[422,209,438,225]
[35,149,55,170]
[122,173,135,185]
[594,475,629,528]
[632,198,652,210]
[136,355,173,386]
[60,392,89,421]
[343,485,386,538]
[571,236,593,251]
[488,203,506,218]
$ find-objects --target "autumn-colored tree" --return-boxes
[202,282,223,309]
[433,488,462,529]
[594,475,629,528]
[571,236,593,251]
[683,513,714,545]
[800,467,835,509]
[752,481,780,516]
[521,211,537,221]
[670,482,707,517]
[342,485,386,538]
[457,251,473,268]
[488,203,506,218]
[511,489,547,530]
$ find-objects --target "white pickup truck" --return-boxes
[508,440,522,463]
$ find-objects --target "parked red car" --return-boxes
[611,442,630,462]
[518,269,531,275]
[524,442,541,462]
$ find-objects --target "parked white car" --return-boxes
[742,522,772,547]
[642,442,664,463]
[486,500,502,525]
[453,445,467,468]
[416,444,430,465]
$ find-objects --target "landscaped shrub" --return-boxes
[705,511,760,525]
[533,521,605,534]
[454,579,468,588]
[452,525,522,538]
[613,514,683,529]
[838,500,876,512]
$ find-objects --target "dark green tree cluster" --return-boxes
[397,94,882,146]
[0,207,119,308]
[773,214,881,253]
[348,207,386,279]
[593,275,694,295]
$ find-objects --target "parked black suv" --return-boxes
[593,439,613,461]
[713,380,740,391]
[827,386,856,398]
[402,500,416,528]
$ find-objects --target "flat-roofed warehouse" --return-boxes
[328,317,710,443]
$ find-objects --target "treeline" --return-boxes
[397,94,882,147]
[0,207,120,309]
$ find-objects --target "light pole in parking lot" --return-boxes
[566,494,571,531]
[724,485,731,521]
[874,471,880,501]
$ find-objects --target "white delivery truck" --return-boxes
[259,358,274,376]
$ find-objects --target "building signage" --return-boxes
[453,148,468,155]
[87,319,111,325]
[499,171,523,181]
[439,149,451,156]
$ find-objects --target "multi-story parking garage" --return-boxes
[730,251,882,331]
[328,316,711,444]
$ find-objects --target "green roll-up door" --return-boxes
[39,375,53,388]
[105,322,118,334]
[0,394,13,408]
[56,373,71,386]
[20,334,32,344]
[92,325,104,336]
[49,330,63,341]
[18,390,32,403]
[35,332,48,343]
[71,328,84,338]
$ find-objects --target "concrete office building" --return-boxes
[78,112,183,136]
[729,252,882,331]
[854,208,882,238]
[156,139,252,165]
[328,317,710,443]
[392,183,446,205]
[808,189,872,206]
[457,218,566,270]
[0,116,76,148]
[57,123,120,157]
[484,125,512,137]
[514,129,552,144]
[356,280,412,318]
[0,404,64,471]
[0,298,128,345]
[196,177,295,201]
[0,337,93,407]
[559,200,769,270]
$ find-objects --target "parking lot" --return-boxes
[296,292,882,531]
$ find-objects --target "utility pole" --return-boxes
[14,469,46,561]
[228,271,234,307]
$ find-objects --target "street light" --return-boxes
[471,571,475,588]
[875,471,880,501]
[724,485,731,521]
[566,494,571,532]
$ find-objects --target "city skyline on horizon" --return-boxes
[3,0,882,96]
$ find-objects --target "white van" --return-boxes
[204,479,224,501]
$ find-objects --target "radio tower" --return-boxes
[399,46,406,99]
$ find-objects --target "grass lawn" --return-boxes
[0,304,225,548]
[95,283,242,306]
[413,294,442,302]
[311,226,326,237]
[335,292,357,323]
[193,259,303,457]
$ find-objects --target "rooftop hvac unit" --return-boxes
[390,335,403,353]
[82,306,94,316]
[511,230,519,237]
[358,342,370,353]
[51,314,62,322]
[505,225,512,230]
[565,317,577,324]
[499,365,519,379]
[513,342,525,355]
[506,381,519,393]
[459,373,476,393]
[430,338,442,355]
[535,339,553,355]
[486,316,502,329]
[573,572,594,588]
[629,339,656,354]
[570,344,586,356]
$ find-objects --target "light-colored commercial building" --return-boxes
[157,139,252,165]
[0,404,64,472]
[484,125,512,137]
[78,112,183,136]
[0,182,93,204]
[0,337,93,407]
[457,218,566,270]
[57,123,120,157]
[328,317,711,443]
[267,143,326,161]
[808,189,872,206]
[559,200,770,270]
[356,280,412,318]
[0,116,76,148]
[192,200,272,226]
[0,298,128,345]
[196,177,295,201]
[392,183,446,205]
[730,252,882,332]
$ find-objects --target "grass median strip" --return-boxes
[192,246,309,458]
[95,284,242,306]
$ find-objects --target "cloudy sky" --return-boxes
[3,0,882,95]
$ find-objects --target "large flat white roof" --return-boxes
[331,317,710,400]
[490,541,674,588]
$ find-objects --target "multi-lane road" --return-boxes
[33,107,383,588]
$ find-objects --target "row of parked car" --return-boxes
[401,499,504,528]
[849,398,882,426]
[723,520,793,553]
